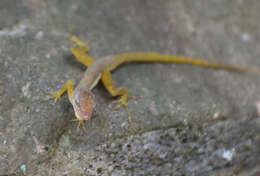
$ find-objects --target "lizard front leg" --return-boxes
[50,36,91,100]
[101,68,133,123]
[50,80,74,102]
[50,80,87,131]
[70,35,95,67]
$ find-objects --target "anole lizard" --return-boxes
[50,36,259,128]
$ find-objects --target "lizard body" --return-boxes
[50,36,258,127]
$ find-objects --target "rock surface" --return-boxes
[1,0,260,175]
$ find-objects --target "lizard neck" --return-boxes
[77,56,113,90]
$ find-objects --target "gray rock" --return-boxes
[1,0,260,175]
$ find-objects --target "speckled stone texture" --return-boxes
[1,0,260,175]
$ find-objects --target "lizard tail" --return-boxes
[114,52,259,73]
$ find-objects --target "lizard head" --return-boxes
[71,88,95,121]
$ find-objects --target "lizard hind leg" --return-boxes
[101,69,134,123]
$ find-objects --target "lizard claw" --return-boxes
[128,95,137,100]
[113,95,137,109]
[71,118,87,133]
[113,98,133,124]
[48,92,61,104]
[40,88,60,103]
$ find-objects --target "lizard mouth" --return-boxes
[72,89,95,121]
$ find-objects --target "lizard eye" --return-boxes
[73,89,95,121]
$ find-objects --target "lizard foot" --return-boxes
[48,91,62,104]
[70,35,89,52]
[113,95,137,109]
[113,95,137,124]
[71,118,87,133]
[40,88,61,104]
